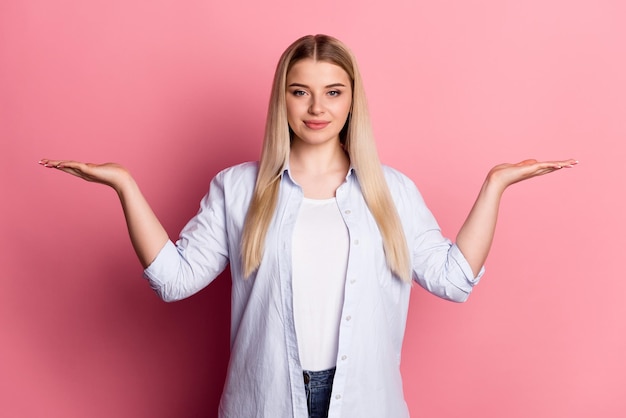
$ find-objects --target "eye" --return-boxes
[291,90,307,97]
[328,90,341,97]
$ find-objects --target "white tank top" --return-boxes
[292,197,349,371]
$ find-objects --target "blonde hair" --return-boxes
[241,34,411,282]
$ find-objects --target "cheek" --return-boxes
[285,100,297,123]
[338,95,352,111]
[286,96,305,114]
[335,99,352,119]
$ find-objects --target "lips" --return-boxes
[304,120,330,130]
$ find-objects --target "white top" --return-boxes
[292,197,349,371]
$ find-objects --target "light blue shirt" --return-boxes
[144,162,484,418]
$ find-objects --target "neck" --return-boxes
[289,140,349,174]
[288,139,350,199]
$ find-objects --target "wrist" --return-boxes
[482,173,507,199]
[112,169,136,196]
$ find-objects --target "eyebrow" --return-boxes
[287,83,347,89]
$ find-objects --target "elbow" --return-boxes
[146,270,198,303]
[417,280,472,303]
[150,283,187,303]
[434,280,472,303]
[159,292,182,303]
[416,273,474,303]
[446,289,471,303]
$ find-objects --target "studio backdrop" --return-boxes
[1,0,624,417]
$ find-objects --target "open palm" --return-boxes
[488,158,578,190]
[39,159,130,190]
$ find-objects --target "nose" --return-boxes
[308,95,324,115]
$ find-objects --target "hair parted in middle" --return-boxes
[240,34,412,282]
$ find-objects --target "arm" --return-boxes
[456,158,578,276]
[39,159,168,268]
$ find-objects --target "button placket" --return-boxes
[330,187,358,416]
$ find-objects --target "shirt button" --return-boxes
[341,355,347,361]
[335,394,342,400]
[344,209,351,215]
[350,279,356,284]
[353,239,359,245]
[345,315,352,321]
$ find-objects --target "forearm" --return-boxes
[455,178,505,277]
[39,158,170,266]
[115,175,169,268]
[455,157,577,276]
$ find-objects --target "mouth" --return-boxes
[304,120,330,130]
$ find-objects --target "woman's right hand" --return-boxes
[38,159,131,192]
[38,158,168,267]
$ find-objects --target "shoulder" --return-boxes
[202,162,258,209]
[380,165,428,210]
[203,162,258,202]
[381,165,418,192]
[214,161,258,187]
[218,161,258,178]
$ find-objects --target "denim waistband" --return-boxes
[303,367,336,388]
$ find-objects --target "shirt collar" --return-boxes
[280,162,355,182]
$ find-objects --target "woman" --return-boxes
[39,34,576,418]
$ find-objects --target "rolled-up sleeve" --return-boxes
[143,171,230,302]
[387,168,484,302]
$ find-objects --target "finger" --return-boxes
[534,162,576,176]
[560,159,579,168]
[39,160,92,182]
[55,163,91,179]
[517,158,578,169]
[513,161,558,176]
[53,160,83,170]
[545,158,578,167]
[39,159,73,169]
[516,164,563,179]
[38,159,62,168]
[541,159,578,171]
[39,159,84,171]
[530,161,568,171]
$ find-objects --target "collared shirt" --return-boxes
[144,162,484,418]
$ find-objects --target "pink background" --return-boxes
[1,0,625,417]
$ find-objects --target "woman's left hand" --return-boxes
[456,157,578,276]
[487,158,578,192]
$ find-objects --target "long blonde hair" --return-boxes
[241,34,411,282]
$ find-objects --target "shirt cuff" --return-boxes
[447,244,485,291]
[143,240,178,286]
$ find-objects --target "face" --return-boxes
[285,59,352,148]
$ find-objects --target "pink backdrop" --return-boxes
[2,0,625,417]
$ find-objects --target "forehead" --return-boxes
[286,59,351,86]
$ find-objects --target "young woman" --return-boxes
[39,34,576,418]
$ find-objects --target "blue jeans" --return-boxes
[303,367,336,418]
